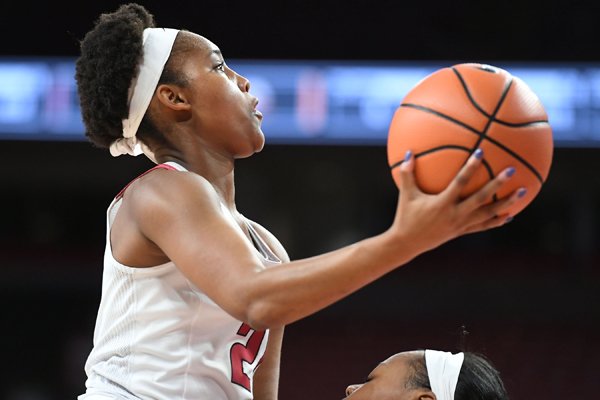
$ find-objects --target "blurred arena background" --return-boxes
[1,1,599,399]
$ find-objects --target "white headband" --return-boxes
[109,27,180,158]
[425,350,465,400]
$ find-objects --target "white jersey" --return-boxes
[79,161,281,400]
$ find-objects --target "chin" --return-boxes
[255,138,265,153]
[235,134,265,159]
[252,130,266,153]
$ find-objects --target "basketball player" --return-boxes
[74,3,525,399]
[344,349,508,400]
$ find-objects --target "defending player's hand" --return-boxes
[389,149,526,254]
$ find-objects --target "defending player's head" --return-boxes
[344,350,509,400]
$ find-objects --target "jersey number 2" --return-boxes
[230,323,266,391]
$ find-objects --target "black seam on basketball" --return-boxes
[492,119,549,127]
[481,160,500,205]
[468,77,545,182]
[389,146,498,200]
[472,78,514,152]
[390,145,476,170]
[452,67,492,118]
[468,77,545,183]
[480,158,495,181]
[480,160,499,204]
[396,102,545,183]
[400,103,481,135]
[480,135,544,183]
[452,69,547,127]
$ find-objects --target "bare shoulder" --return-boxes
[110,167,225,266]
[124,168,221,225]
[247,219,290,263]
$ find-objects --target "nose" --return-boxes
[346,384,361,396]
[236,72,250,92]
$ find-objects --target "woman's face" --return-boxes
[343,351,433,400]
[174,32,265,158]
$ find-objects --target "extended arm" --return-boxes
[129,152,522,330]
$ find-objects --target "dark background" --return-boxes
[1,1,599,399]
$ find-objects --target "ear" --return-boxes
[415,390,436,400]
[155,84,191,111]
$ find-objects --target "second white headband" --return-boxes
[425,349,464,400]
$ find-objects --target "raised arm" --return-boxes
[128,151,521,330]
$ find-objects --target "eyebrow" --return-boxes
[209,49,223,58]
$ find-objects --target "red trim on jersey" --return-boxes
[115,163,177,200]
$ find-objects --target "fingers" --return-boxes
[488,184,527,216]
[459,166,518,213]
[462,185,527,233]
[398,150,417,195]
[442,148,485,200]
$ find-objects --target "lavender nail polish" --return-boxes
[474,148,483,159]
[517,188,527,198]
[404,150,412,162]
[505,167,516,178]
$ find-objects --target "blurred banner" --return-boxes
[0,57,598,146]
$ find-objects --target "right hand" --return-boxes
[388,149,525,255]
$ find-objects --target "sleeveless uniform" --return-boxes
[79,161,281,400]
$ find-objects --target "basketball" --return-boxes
[387,63,554,217]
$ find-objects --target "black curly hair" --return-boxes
[75,3,191,150]
[406,351,510,400]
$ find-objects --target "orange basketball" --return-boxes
[387,63,554,217]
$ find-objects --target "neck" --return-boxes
[155,147,237,210]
